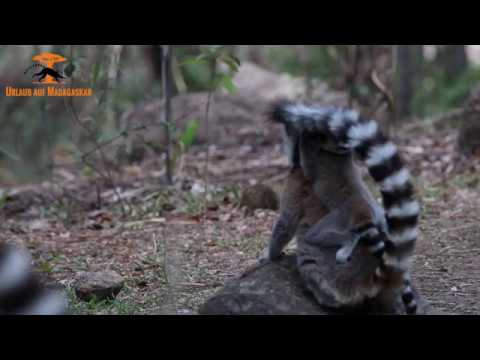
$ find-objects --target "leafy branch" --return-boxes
[180,45,241,212]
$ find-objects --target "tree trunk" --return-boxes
[105,45,123,132]
[146,45,178,95]
[162,45,173,185]
[458,84,480,155]
[438,45,468,81]
[394,45,424,119]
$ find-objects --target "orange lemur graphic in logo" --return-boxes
[24,52,67,84]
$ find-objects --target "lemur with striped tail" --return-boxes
[263,100,420,314]
[0,243,67,315]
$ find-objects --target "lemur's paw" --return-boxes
[258,249,285,264]
[258,249,271,264]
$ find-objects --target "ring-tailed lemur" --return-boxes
[0,243,67,315]
[265,100,420,314]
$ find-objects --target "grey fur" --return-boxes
[0,243,67,315]
[264,142,395,309]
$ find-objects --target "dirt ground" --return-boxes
[1,123,478,315]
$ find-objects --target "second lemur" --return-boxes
[0,243,67,315]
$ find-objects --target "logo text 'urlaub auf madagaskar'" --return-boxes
[4,52,93,97]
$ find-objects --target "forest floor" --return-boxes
[1,104,480,315]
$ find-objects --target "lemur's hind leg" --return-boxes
[297,255,342,309]
[303,205,361,264]
[259,169,306,263]
[271,210,303,258]
[298,208,361,309]
[259,209,301,263]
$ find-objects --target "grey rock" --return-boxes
[74,270,124,302]
[239,184,279,216]
[199,255,444,315]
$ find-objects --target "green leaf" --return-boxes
[64,62,76,77]
[210,74,222,89]
[179,119,199,149]
[180,55,209,67]
[92,60,101,86]
[230,55,241,67]
[220,75,236,94]
[196,53,210,62]
[221,56,240,73]
[203,45,222,55]
[38,261,54,274]
[95,89,107,108]
[0,193,8,209]
[0,146,20,161]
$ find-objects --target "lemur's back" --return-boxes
[292,147,387,308]
[268,100,419,313]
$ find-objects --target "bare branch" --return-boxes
[162,45,173,185]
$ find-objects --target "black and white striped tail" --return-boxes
[0,243,67,315]
[401,274,417,315]
[268,100,420,314]
[356,225,386,259]
[357,227,417,315]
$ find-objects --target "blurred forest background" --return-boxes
[1,45,480,315]
[1,45,480,184]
